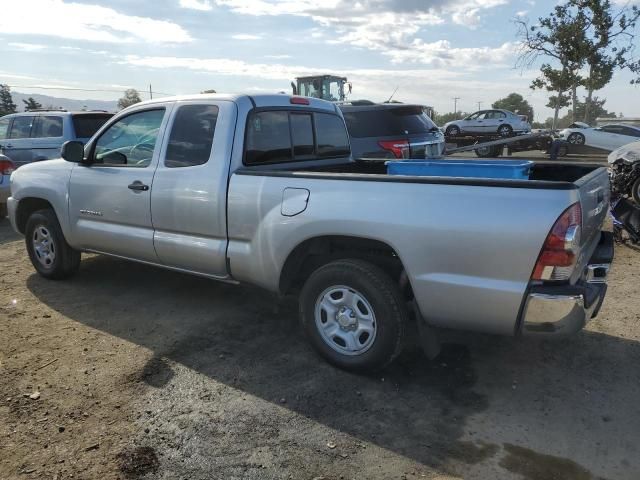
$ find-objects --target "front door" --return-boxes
[68,106,171,262]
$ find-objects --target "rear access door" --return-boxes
[150,99,236,278]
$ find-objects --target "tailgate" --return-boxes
[574,167,610,280]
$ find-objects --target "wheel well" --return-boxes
[279,236,410,296]
[15,198,55,234]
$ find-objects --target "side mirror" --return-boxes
[61,141,85,163]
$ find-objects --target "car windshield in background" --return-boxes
[72,113,113,139]
[342,106,437,138]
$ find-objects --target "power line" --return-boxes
[452,97,460,114]
[4,84,174,96]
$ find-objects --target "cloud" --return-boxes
[231,34,263,40]
[0,0,192,44]
[212,0,509,62]
[179,0,213,10]
[121,53,505,82]
[7,42,47,52]
[265,54,292,59]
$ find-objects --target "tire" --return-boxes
[299,259,407,372]
[567,132,585,145]
[497,124,513,137]
[632,177,640,205]
[445,125,460,137]
[475,145,501,158]
[25,209,81,279]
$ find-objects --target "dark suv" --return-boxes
[339,103,444,159]
[0,111,113,168]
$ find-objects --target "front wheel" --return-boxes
[445,125,460,137]
[632,178,640,205]
[25,209,81,279]
[299,259,407,372]
[567,132,585,145]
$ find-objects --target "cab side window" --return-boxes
[93,109,165,168]
[165,105,218,168]
[0,118,10,140]
[9,116,35,139]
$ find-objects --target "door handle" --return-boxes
[128,181,149,192]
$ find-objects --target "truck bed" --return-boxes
[238,158,605,190]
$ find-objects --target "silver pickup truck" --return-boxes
[7,94,613,371]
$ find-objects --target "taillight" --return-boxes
[532,203,582,281]
[290,96,310,105]
[0,159,15,176]
[378,139,409,159]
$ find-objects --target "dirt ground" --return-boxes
[1,210,639,480]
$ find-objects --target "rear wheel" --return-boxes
[25,209,80,279]
[475,145,501,158]
[497,124,513,137]
[567,132,585,145]
[299,259,406,372]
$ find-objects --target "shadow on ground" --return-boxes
[26,254,640,478]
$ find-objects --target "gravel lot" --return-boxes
[1,196,639,479]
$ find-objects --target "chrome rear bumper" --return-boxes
[520,231,612,336]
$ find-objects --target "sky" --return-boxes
[0,0,638,122]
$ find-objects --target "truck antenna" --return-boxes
[387,86,399,103]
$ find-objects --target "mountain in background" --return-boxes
[10,91,118,112]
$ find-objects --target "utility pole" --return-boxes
[477,101,483,111]
[452,97,460,115]
[149,84,153,100]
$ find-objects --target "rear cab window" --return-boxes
[244,109,349,165]
[72,113,113,139]
[341,106,437,138]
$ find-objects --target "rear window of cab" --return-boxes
[244,110,350,165]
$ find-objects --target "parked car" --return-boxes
[443,109,531,137]
[0,110,113,168]
[339,103,444,159]
[559,123,640,151]
[0,154,15,219]
[608,141,640,203]
[7,93,612,371]
[567,121,590,129]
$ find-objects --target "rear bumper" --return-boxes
[520,231,613,336]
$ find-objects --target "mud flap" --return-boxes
[412,301,441,360]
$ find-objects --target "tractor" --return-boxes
[291,75,351,102]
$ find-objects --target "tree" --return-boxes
[201,89,217,94]
[23,97,42,111]
[0,84,17,116]
[560,96,616,126]
[575,0,640,122]
[117,89,142,110]
[516,1,640,125]
[492,93,534,120]
[531,65,576,129]
[433,111,467,125]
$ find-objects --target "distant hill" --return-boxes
[10,91,118,112]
